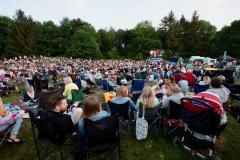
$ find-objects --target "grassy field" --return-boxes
[0,82,240,160]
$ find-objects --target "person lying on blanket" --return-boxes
[0,97,24,144]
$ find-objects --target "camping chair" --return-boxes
[193,84,209,94]
[84,116,120,160]
[131,79,144,93]
[73,79,81,89]
[41,80,49,91]
[163,100,185,134]
[71,89,85,104]
[228,84,240,101]
[29,109,73,160]
[58,83,65,89]
[138,103,162,136]
[131,92,141,104]
[102,79,114,92]
[0,122,15,146]
[179,98,221,159]
[108,101,133,135]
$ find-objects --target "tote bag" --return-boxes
[136,107,148,140]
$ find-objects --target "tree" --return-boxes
[5,10,37,57]
[214,20,240,58]
[0,16,14,56]
[66,28,102,58]
[36,21,64,56]
[158,11,182,53]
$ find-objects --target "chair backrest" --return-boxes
[108,101,130,120]
[73,79,82,89]
[29,109,65,145]
[138,103,161,119]
[102,79,113,92]
[131,92,141,104]
[180,98,220,135]
[71,89,84,103]
[41,80,49,90]
[168,100,182,119]
[193,84,209,94]
[131,79,144,93]
[155,93,164,100]
[84,116,119,146]
[58,83,65,89]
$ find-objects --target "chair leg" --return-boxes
[59,146,63,160]
[0,126,11,146]
[31,125,41,160]
[118,144,121,160]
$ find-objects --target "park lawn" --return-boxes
[0,82,240,160]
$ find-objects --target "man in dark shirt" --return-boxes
[38,93,82,143]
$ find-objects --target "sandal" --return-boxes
[7,138,25,144]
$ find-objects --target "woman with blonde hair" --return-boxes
[136,86,160,110]
[162,83,184,115]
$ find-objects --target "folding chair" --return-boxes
[58,83,65,89]
[84,116,121,160]
[29,109,73,160]
[131,92,141,104]
[163,100,185,134]
[193,84,209,94]
[102,79,114,92]
[71,89,85,104]
[0,122,15,146]
[73,79,81,89]
[41,80,49,91]
[108,101,133,135]
[138,103,162,136]
[131,79,144,93]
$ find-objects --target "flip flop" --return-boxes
[7,138,25,144]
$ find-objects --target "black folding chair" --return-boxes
[138,103,162,136]
[29,109,73,160]
[108,101,133,135]
[41,80,49,91]
[84,116,120,160]
[0,122,15,146]
[131,92,141,104]
[163,100,184,134]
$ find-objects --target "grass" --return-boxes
[0,82,240,160]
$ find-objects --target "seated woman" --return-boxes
[23,86,37,102]
[111,86,137,111]
[136,86,160,111]
[178,75,189,94]
[63,76,79,104]
[0,98,24,144]
[207,77,229,104]
[161,83,184,115]
[78,95,110,136]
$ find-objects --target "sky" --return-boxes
[0,0,240,30]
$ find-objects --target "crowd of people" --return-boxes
[0,56,238,159]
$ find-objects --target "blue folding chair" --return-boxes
[193,84,209,94]
[58,83,65,89]
[131,79,144,93]
[102,80,114,92]
[73,79,81,89]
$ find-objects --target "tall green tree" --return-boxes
[5,10,37,57]
[66,25,102,58]
[214,20,240,58]
[0,16,14,56]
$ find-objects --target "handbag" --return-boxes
[136,106,148,140]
